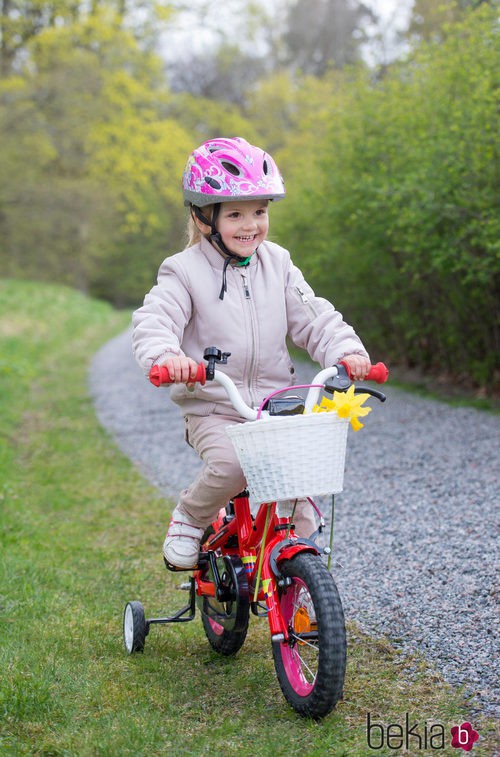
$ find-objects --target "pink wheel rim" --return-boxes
[279,578,317,695]
[208,616,224,636]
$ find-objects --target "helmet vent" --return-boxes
[263,159,269,175]
[221,161,241,176]
[205,176,221,189]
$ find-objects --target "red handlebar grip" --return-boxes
[340,360,389,384]
[149,363,206,387]
[367,362,389,384]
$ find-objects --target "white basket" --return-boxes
[226,413,349,503]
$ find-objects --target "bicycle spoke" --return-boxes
[293,646,317,683]
[289,632,319,651]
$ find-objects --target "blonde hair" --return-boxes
[186,205,214,247]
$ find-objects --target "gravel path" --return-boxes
[89,328,499,718]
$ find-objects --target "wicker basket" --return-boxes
[226,413,349,503]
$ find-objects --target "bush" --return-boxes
[272,5,499,388]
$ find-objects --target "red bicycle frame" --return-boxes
[195,492,319,641]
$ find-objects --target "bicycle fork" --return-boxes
[256,532,320,643]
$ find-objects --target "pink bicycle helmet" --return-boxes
[182,137,285,207]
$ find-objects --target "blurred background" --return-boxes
[0,0,497,390]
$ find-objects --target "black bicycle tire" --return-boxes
[272,553,346,718]
[200,554,250,656]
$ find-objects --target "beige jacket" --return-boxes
[132,236,369,416]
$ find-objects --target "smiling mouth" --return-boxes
[235,235,257,242]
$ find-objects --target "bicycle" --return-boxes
[123,347,388,719]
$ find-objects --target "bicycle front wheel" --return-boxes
[272,553,346,719]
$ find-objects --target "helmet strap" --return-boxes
[192,205,212,229]
[191,203,254,300]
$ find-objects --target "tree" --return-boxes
[0,0,79,76]
[282,0,376,75]
[246,69,341,152]
[271,4,499,386]
[167,43,266,106]
[0,18,130,292]
[0,75,55,264]
[165,91,258,144]
[0,12,193,302]
[162,0,379,105]
[406,0,494,43]
[0,0,175,76]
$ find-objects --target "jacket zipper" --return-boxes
[295,285,319,318]
[241,271,251,299]
[239,270,258,405]
[296,285,308,304]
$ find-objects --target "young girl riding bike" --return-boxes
[132,137,370,570]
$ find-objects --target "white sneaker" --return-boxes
[163,508,205,569]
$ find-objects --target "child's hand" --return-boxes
[162,356,200,387]
[341,354,371,381]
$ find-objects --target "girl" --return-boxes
[132,137,370,569]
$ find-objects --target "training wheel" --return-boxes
[123,601,148,653]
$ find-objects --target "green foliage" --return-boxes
[0,9,259,306]
[166,91,259,145]
[271,4,499,388]
[245,71,339,153]
[0,1,176,75]
[0,15,173,298]
[406,0,494,43]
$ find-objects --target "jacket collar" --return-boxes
[199,235,260,270]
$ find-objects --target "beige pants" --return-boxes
[178,412,317,538]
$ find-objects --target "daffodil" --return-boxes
[312,385,372,431]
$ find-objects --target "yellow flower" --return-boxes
[312,385,372,431]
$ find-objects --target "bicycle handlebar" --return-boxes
[149,354,389,421]
[149,360,389,388]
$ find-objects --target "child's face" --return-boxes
[216,200,269,257]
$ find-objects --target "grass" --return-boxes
[0,279,497,756]
[386,372,499,413]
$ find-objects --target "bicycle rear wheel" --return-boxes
[199,554,250,656]
[272,553,346,719]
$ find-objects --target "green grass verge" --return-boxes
[0,279,496,756]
